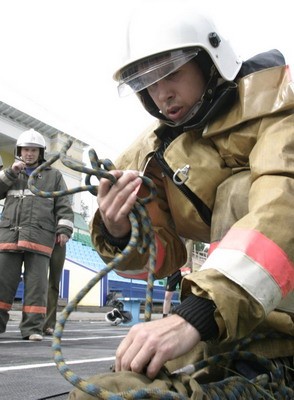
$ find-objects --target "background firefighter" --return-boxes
[0,128,74,341]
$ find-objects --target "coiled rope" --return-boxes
[28,139,157,324]
[172,331,294,399]
[28,140,294,399]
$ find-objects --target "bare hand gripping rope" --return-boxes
[28,140,294,400]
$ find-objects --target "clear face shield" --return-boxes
[117,48,200,97]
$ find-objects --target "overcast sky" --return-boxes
[0,0,293,163]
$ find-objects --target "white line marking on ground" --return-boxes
[6,328,124,333]
[0,357,116,372]
[0,335,126,344]
[56,335,126,341]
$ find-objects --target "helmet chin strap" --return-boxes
[163,100,202,128]
[163,68,221,128]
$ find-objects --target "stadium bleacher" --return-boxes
[14,229,179,304]
[66,238,172,302]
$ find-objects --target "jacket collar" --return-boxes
[204,65,294,137]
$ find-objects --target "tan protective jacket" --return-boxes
[92,65,294,353]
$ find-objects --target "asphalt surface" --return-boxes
[0,309,161,400]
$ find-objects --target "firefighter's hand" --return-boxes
[12,160,25,174]
[56,234,69,247]
[98,170,142,238]
[115,314,200,379]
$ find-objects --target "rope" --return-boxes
[28,139,116,198]
[174,332,294,399]
[28,139,156,323]
[28,140,294,399]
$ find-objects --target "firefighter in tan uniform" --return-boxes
[69,3,294,398]
[0,129,74,341]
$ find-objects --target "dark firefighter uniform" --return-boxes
[0,164,73,338]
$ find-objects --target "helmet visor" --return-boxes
[117,48,199,97]
[17,143,44,148]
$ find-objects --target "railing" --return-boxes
[192,250,208,270]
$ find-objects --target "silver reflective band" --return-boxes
[58,219,74,229]
[7,189,35,197]
[118,48,199,97]
[6,189,54,201]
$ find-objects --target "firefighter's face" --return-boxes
[147,60,206,123]
[20,147,40,167]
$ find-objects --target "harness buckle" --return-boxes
[173,164,190,186]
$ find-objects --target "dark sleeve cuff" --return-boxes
[56,228,72,238]
[5,167,19,180]
[172,294,219,341]
[99,221,131,250]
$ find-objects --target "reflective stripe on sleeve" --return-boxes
[201,228,294,314]
[57,219,74,229]
[201,248,282,314]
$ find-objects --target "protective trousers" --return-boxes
[0,251,49,338]
[43,243,66,331]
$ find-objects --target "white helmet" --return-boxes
[114,3,242,97]
[16,129,46,158]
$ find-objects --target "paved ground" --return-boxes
[0,309,160,400]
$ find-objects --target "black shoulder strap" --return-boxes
[238,49,286,78]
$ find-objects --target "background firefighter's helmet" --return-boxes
[16,129,46,160]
